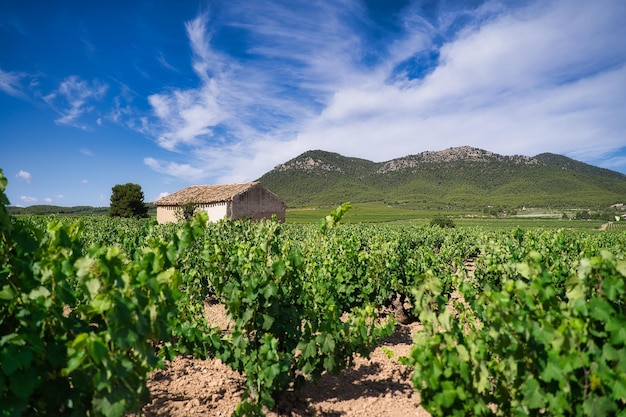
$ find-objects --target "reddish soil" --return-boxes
[136,300,431,417]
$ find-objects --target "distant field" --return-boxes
[286,202,435,224]
[287,202,608,231]
[11,201,616,232]
[606,221,626,231]
[453,217,605,231]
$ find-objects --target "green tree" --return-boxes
[109,183,148,218]
[430,215,455,228]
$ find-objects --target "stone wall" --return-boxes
[231,184,286,222]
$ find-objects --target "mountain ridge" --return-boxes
[258,146,626,209]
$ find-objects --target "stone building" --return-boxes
[155,182,286,224]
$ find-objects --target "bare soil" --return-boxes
[136,300,431,417]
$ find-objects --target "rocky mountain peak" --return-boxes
[378,146,538,173]
[274,153,344,173]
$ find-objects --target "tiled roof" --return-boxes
[155,182,260,206]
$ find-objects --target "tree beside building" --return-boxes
[109,183,148,218]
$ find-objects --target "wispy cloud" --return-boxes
[142,0,626,183]
[262,0,626,166]
[44,75,108,129]
[0,67,27,99]
[600,151,626,171]
[143,2,367,180]
[144,13,226,152]
[144,157,209,183]
[16,170,32,183]
[107,83,144,129]
[156,51,179,72]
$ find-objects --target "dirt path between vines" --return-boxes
[137,301,430,417]
[135,261,478,416]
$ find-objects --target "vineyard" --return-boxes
[1,169,626,416]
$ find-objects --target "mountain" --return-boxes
[257,146,626,210]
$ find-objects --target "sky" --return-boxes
[1,0,625,207]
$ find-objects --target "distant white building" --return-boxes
[155,182,286,224]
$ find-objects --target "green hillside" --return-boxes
[258,147,626,210]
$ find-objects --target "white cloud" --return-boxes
[185,13,218,81]
[20,196,37,203]
[44,197,53,203]
[80,148,93,156]
[143,0,626,183]
[45,75,108,129]
[147,81,226,151]
[16,170,32,183]
[293,64,626,162]
[81,179,88,184]
[250,0,626,168]
[144,157,208,183]
[143,4,365,180]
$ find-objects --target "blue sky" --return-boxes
[1,0,625,207]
